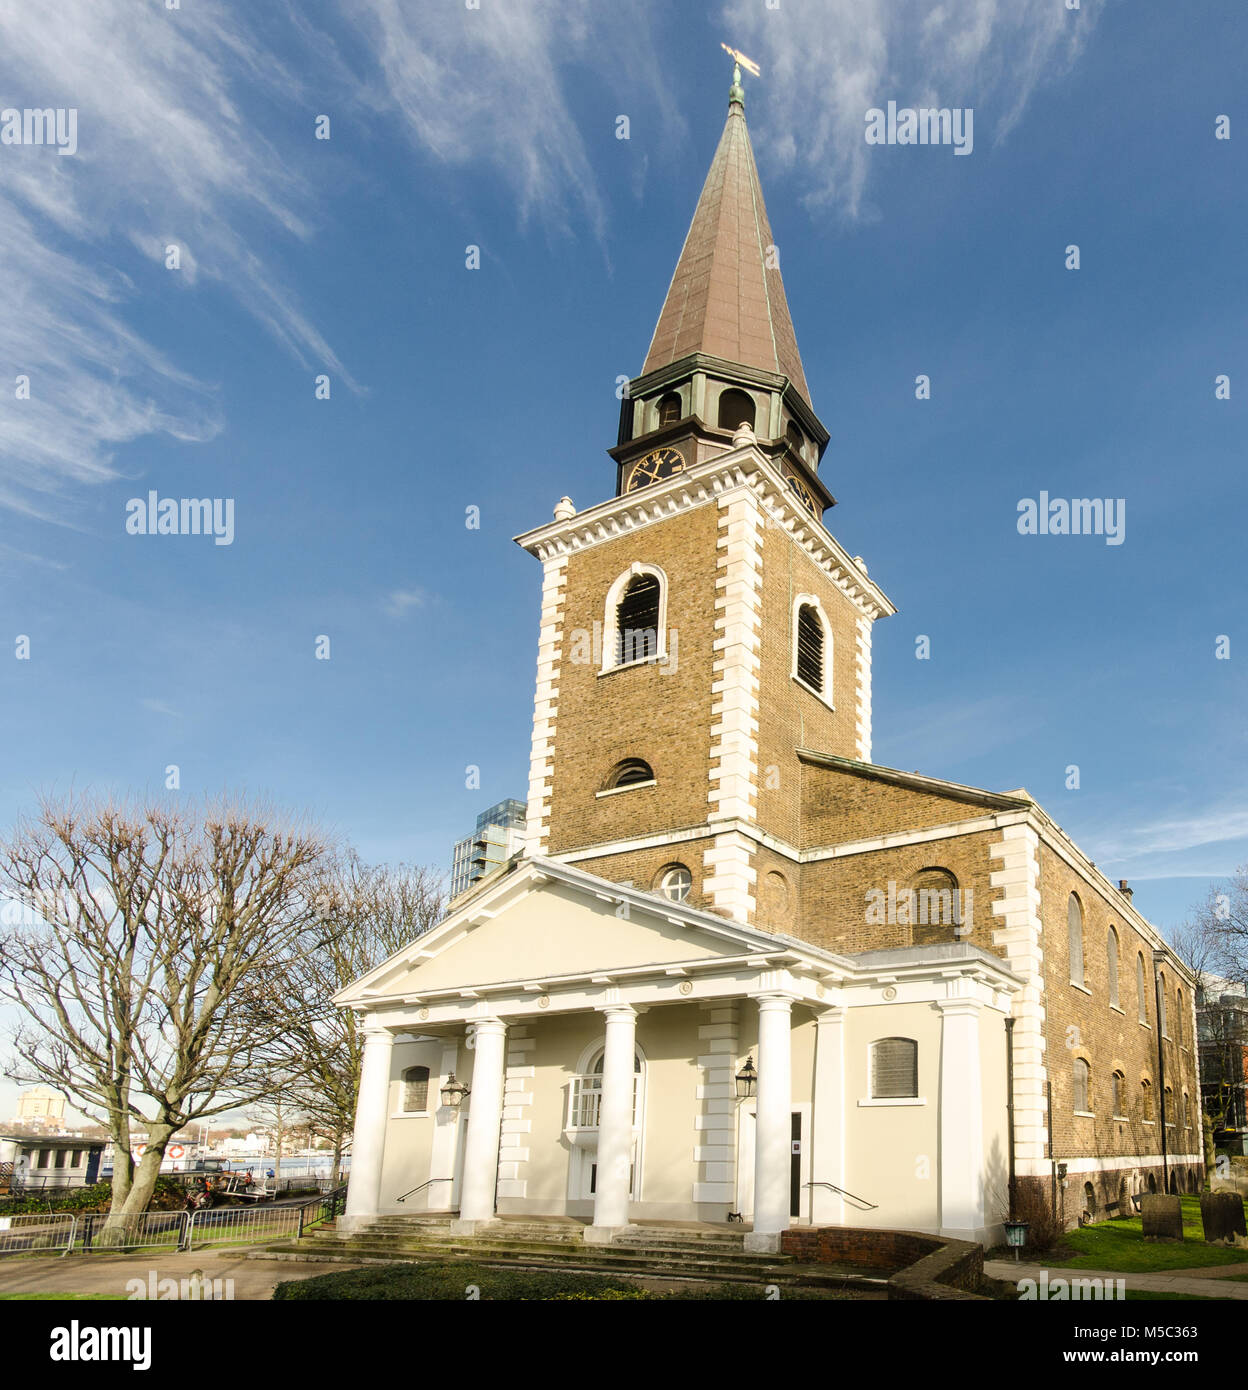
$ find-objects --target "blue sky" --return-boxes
[0,1,1244,1112]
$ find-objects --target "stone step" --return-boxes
[264,1238,873,1288]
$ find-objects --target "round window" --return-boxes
[659,865,692,902]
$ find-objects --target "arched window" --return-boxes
[1137,953,1148,1024]
[616,575,661,665]
[792,597,830,697]
[1083,1181,1097,1218]
[1073,1057,1091,1113]
[1175,987,1184,1046]
[911,867,961,945]
[402,1066,430,1113]
[656,864,692,902]
[870,1038,918,1099]
[1164,1085,1174,1126]
[1146,1172,1157,1194]
[1111,1070,1126,1118]
[717,388,756,432]
[1068,894,1084,987]
[1107,927,1120,1009]
[657,391,682,427]
[1158,971,1168,1037]
[604,564,667,671]
[605,759,654,790]
[1181,1091,1189,1128]
[1141,1079,1153,1122]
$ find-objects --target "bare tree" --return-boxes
[0,794,330,1230]
[249,855,444,1177]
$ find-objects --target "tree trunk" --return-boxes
[102,1131,171,1241]
[1204,1114,1217,1188]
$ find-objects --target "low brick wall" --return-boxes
[780,1225,992,1301]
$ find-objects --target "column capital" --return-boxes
[359,1020,395,1042]
[935,997,984,1018]
[750,991,799,1011]
[598,1003,638,1021]
[467,1017,508,1038]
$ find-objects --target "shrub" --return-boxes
[0,1177,186,1217]
[1012,1180,1065,1255]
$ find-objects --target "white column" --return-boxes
[938,998,985,1240]
[342,1024,394,1232]
[452,1019,507,1233]
[811,1008,846,1226]
[586,1005,637,1242]
[745,993,794,1252]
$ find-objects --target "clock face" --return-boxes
[781,463,818,515]
[626,447,685,492]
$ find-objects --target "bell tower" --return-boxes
[516,62,895,928]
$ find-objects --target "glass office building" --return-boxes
[450,798,527,899]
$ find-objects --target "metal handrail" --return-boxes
[395,1177,454,1204]
[805,1180,878,1211]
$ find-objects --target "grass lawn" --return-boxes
[1044,1196,1248,1272]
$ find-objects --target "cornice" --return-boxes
[513,445,896,621]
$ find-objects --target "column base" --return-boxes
[449,1218,502,1237]
[583,1224,634,1246]
[335,1215,376,1238]
[744,1230,783,1254]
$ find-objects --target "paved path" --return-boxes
[986,1259,1248,1300]
[0,1252,355,1301]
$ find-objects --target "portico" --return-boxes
[335,854,1020,1247]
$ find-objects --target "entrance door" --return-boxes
[736,1107,809,1221]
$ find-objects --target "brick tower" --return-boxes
[516,65,895,927]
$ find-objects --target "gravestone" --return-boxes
[1200,1192,1247,1246]
[1141,1194,1183,1242]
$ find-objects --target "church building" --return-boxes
[337,66,1203,1252]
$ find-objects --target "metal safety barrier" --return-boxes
[77,1211,190,1252]
[0,1212,77,1257]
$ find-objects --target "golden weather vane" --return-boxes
[720,43,761,78]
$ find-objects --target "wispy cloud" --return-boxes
[1089,805,1248,867]
[721,0,1097,218]
[350,0,680,238]
[0,0,352,516]
[383,588,428,618]
[140,698,181,719]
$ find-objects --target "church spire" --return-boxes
[641,61,811,405]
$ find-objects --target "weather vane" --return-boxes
[720,43,761,79]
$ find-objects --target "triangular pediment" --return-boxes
[336,857,798,1006]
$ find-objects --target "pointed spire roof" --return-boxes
[641,81,811,405]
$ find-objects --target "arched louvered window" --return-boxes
[615,574,661,666]
[1107,927,1120,1009]
[911,867,961,944]
[1112,1070,1126,1118]
[717,388,756,432]
[1137,953,1148,1024]
[606,759,654,789]
[402,1066,430,1113]
[1073,1058,1090,1112]
[1068,894,1084,987]
[870,1038,918,1099]
[657,392,682,427]
[795,604,825,693]
[1175,987,1184,1046]
[1141,1079,1154,1122]
[1158,972,1168,1037]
